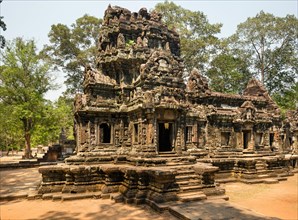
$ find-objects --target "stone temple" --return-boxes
[39,5,298,204]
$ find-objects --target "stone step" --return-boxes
[256,165,267,168]
[178,191,207,202]
[276,177,287,181]
[166,162,194,166]
[41,192,102,201]
[206,195,229,201]
[176,174,199,181]
[263,179,279,184]
[0,192,28,201]
[292,168,298,173]
[42,193,54,200]
[217,148,243,152]
[255,160,267,163]
[176,179,201,186]
[260,173,278,178]
[256,170,269,175]
[211,155,231,158]
[255,165,267,168]
[279,172,294,177]
[215,178,237,184]
[214,152,243,155]
[179,185,204,192]
[241,177,280,184]
[176,170,195,175]
[158,152,176,157]
[256,166,267,169]
[62,192,101,201]
[240,179,264,184]
[110,193,124,203]
[257,174,271,179]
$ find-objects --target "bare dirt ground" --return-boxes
[0,152,23,163]
[223,174,298,220]
[0,159,297,220]
[0,166,176,220]
[0,199,176,220]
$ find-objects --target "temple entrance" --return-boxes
[158,123,174,152]
[243,131,251,149]
[100,123,111,143]
[269,133,274,148]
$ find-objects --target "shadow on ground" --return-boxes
[169,200,278,220]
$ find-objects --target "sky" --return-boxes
[1,0,297,101]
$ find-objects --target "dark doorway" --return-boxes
[269,133,274,147]
[158,123,173,152]
[243,131,251,149]
[100,123,111,143]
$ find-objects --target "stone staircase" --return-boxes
[174,166,206,202]
[255,160,279,183]
[211,151,243,159]
[155,154,228,203]
[240,160,289,184]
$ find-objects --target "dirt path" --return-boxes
[223,174,298,220]
[0,199,175,220]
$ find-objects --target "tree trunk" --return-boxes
[22,118,33,159]
[24,131,32,159]
[260,37,265,84]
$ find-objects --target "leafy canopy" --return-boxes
[229,11,298,95]
[154,1,222,73]
[206,51,252,94]
[0,0,6,49]
[0,38,55,158]
[42,14,102,95]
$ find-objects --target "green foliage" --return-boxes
[0,102,23,151]
[0,0,6,49]
[229,11,298,95]
[154,1,222,73]
[272,82,298,111]
[206,52,252,94]
[42,14,102,95]
[126,40,135,48]
[0,38,55,158]
[31,96,74,146]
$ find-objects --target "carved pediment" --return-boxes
[83,65,116,86]
[187,68,210,94]
[239,101,256,121]
[139,50,183,78]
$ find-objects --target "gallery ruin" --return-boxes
[39,5,298,204]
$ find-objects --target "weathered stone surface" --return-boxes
[39,5,298,205]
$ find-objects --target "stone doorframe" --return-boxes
[157,121,176,153]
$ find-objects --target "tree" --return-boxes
[42,14,102,95]
[0,0,7,49]
[206,52,252,94]
[272,82,298,112]
[229,11,298,94]
[31,96,74,147]
[0,102,23,153]
[154,1,222,73]
[0,38,54,158]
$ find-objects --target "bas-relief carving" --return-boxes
[117,33,125,48]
